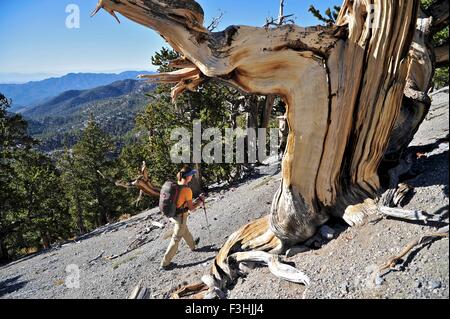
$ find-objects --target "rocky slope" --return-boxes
[0,89,448,299]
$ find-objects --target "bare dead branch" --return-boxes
[377,226,449,276]
[207,11,224,31]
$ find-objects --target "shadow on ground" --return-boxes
[0,275,28,297]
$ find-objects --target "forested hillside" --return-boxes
[0,48,283,264]
[0,71,154,112]
[23,80,156,153]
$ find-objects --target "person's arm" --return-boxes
[186,195,205,212]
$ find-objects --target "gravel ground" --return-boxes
[0,89,448,299]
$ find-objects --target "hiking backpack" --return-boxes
[159,181,186,218]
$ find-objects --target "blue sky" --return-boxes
[0,0,341,78]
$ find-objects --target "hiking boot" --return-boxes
[191,238,201,252]
[160,262,176,271]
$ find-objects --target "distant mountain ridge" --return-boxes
[23,79,156,153]
[0,73,60,84]
[24,79,152,119]
[0,71,154,112]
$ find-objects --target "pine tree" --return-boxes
[121,48,258,194]
[11,151,71,250]
[0,93,36,262]
[59,147,88,235]
[308,5,341,26]
[70,117,117,227]
[1,93,71,261]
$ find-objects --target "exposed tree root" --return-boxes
[378,206,447,223]
[171,282,209,299]
[381,183,413,208]
[345,202,447,226]
[229,251,310,285]
[171,215,310,299]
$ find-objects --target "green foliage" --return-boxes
[431,26,449,88]
[9,151,71,249]
[1,93,71,261]
[430,7,449,88]
[0,45,284,262]
[308,5,341,25]
[30,84,154,153]
[120,47,258,190]
[433,67,449,90]
[59,117,130,230]
[432,26,449,47]
[420,0,434,10]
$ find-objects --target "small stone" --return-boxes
[319,225,335,240]
[340,282,349,294]
[429,280,441,289]
[365,265,378,274]
[414,281,422,288]
[353,277,362,287]
[375,276,384,286]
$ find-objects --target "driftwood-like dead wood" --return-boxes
[229,251,310,285]
[378,206,447,223]
[435,42,449,68]
[88,251,105,264]
[376,226,449,278]
[128,280,150,299]
[115,162,161,204]
[171,282,209,299]
[105,224,158,260]
[92,0,445,298]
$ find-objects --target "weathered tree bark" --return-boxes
[261,95,276,130]
[0,238,8,263]
[95,183,108,227]
[244,95,260,164]
[41,231,51,250]
[74,194,86,235]
[435,41,449,68]
[424,0,449,34]
[93,0,446,297]
[277,115,289,159]
[189,163,203,197]
[245,95,260,132]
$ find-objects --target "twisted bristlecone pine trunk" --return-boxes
[93,0,448,298]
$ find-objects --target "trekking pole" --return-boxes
[202,198,213,243]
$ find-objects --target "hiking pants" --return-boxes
[161,212,196,267]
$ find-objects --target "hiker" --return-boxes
[160,166,205,270]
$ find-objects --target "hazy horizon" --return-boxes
[0,70,155,84]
